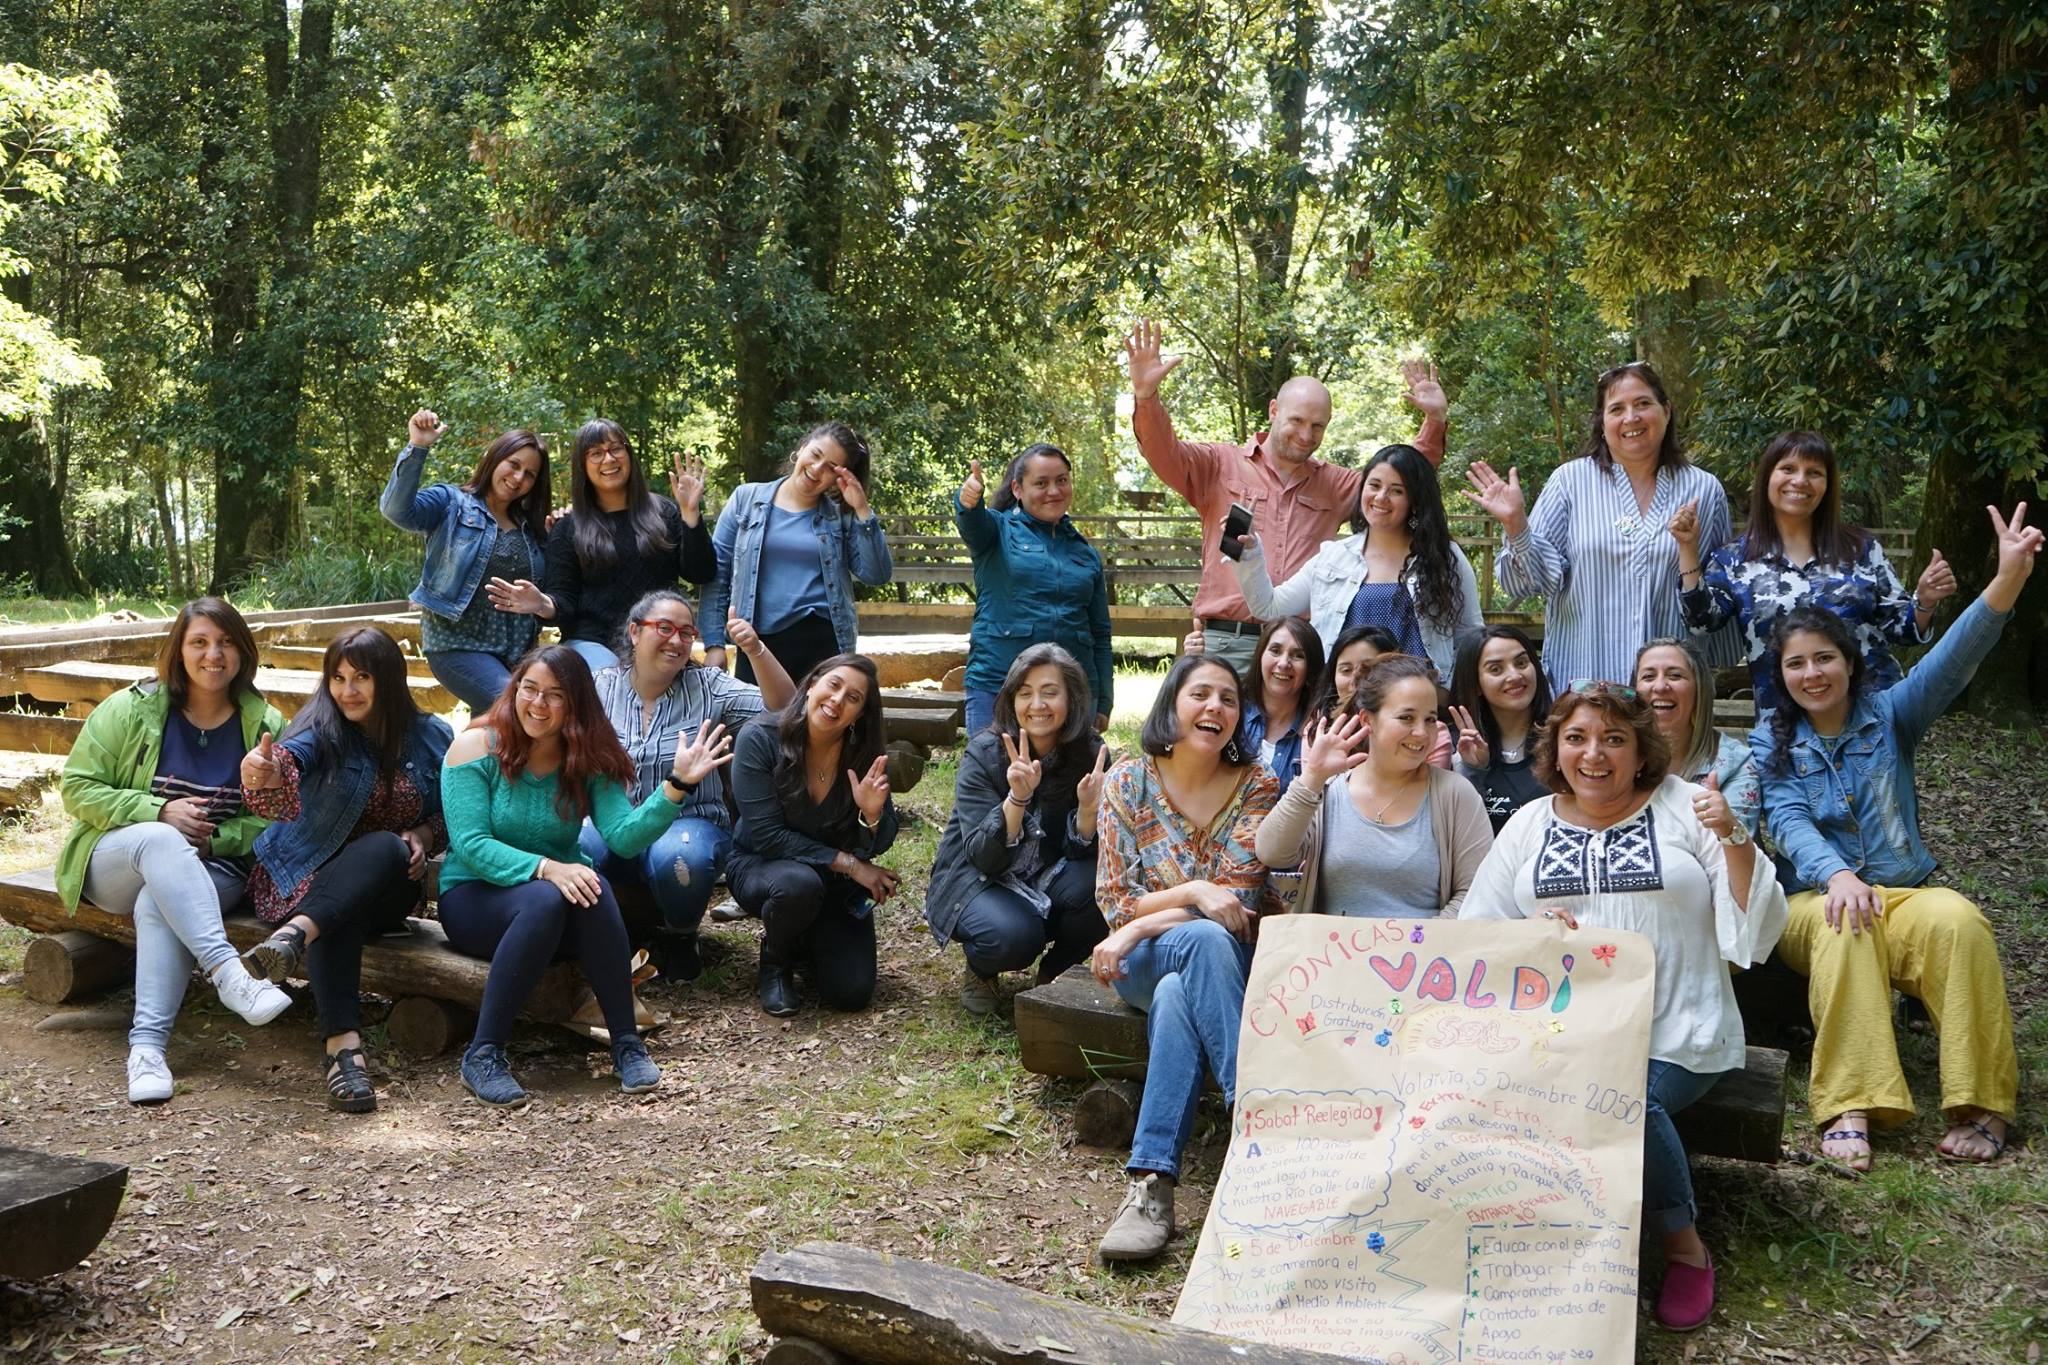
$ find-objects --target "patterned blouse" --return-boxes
[1679,536,1926,711]
[246,748,445,924]
[1095,756,1281,931]
[419,526,540,662]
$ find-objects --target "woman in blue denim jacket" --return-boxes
[238,627,453,1113]
[700,422,892,686]
[379,410,553,712]
[1752,503,2039,1169]
[955,445,1112,735]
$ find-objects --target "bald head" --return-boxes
[1266,377,1334,466]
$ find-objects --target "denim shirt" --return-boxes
[1752,595,2011,892]
[1242,700,1305,794]
[380,445,546,622]
[253,713,453,895]
[955,497,1113,715]
[699,479,892,650]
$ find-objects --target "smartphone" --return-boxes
[1219,502,1254,561]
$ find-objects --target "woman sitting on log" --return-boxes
[1754,503,2039,1171]
[236,626,452,1113]
[378,409,553,712]
[925,644,1110,1017]
[727,654,899,1017]
[438,645,733,1107]
[56,596,292,1105]
[581,589,793,981]
[1447,624,1554,833]
[1091,654,1281,1263]
[1257,655,1492,918]
[1462,682,1787,1331]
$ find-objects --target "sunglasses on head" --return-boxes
[1565,678,1638,701]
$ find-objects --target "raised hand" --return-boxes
[1448,705,1489,769]
[407,408,447,448]
[671,452,707,527]
[240,733,281,791]
[832,464,872,519]
[1299,713,1370,787]
[1914,548,1956,612]
[959,458,985,510]
[1990,502,2044,581]
[538,856,604,909]
[1399,358,1448,422]
[485,576,551,616]
[1000,730,1044,805]
[1076,745,1111,818]
[1667,497,1701,555]
[671,721,735,788]
[1181,616,1206,658]
[849,753,891,825]
[725,613,761,656]
[1691,771,1735,840]
[1123,318,1184,399]
[1467,461,1527,532]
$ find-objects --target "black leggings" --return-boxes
[288,832,420,1037]
[952,857,1104,980]
[727,855,877,1011]
[438,876,637,1047]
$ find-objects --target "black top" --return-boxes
[729,714,898,869]
[1461,753,1550,835]
[543,497,716,647]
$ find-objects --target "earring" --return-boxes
[1407,514,1418,531]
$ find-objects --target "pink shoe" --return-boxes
[1655,1253,1715,1331]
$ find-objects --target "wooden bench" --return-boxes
[1015,966,1789,1165]
[0,866,580,1055]
[0,1145,127,1279]
[751,1240,1342,1365]
[21,659,456,719]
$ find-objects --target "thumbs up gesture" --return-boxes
[960,458,986,509]
[1181,616,1206,658]
[1691,770,1735,840]
[241,733,282,791]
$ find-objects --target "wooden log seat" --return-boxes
[0,1145,128,1279]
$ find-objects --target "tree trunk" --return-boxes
[1242,0,1317,412]
[0,280,86,595]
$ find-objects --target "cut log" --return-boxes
[387,996,476,1056]
[22,930,133,1005]
[763,1339,853,1365]
[879,708,959,748]
[0,711,84,754]
[263,643,435,678]
[1072,1078,1141,1150]
[0,751,64,811]
[858,636,970,689]
[21,660,454,719]
[0,1145,128,1279]
[883,741,929,794]
[750,1241,1347,1365]
[1015,967,1787,1164]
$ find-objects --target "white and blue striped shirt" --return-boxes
[592,662,767,825]
[1496,457,1741,686]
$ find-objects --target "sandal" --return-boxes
[243,923,308,984]
[325,1045,377,1114]
[1818,1112,1872,1173]
[1938,1113,2008,1163]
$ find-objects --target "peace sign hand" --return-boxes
[670,721,735,788]
[1123,319,1184,399]
[1000,730,1044,805]
[1299,713,1370,787]
[670,452,707,526]
[1400,358,1447,422]
[1667,497,1701,554]
[1467,461,1527,532]
[1448,705,1489,769]
[960,459,986,510]
[407,408,447,448]
[1076,744,1111,816]
[1988,502,2043,587]
[848,754,891,825]
[832,465,872,519]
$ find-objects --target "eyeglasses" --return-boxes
[585,444,628,464]
[514,682,567,707]
[1565,679,1638,701]
[635,619,699,642]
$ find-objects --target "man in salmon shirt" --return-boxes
[1125,319,1448,674]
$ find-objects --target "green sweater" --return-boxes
[439,753,680,892]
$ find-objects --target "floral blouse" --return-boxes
[1680,536,1926,711]
[246,748,444,924]
[1095,756,1281,930]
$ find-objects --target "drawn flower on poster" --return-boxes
[1593,943,1618,966]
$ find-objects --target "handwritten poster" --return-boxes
[1174,916,1654,1363]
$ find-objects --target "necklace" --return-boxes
[1357,766,1423,823]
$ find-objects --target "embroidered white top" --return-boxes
[1457,775,1788,1074]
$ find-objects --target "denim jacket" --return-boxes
[1241,700,1305,794]
[699,479,892,650]
[956,497,1113,715]
[254,713,453,895]
[1752,595,2011,892]
[380,445,546,621]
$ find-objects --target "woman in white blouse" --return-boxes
[1461,681,1787,1334]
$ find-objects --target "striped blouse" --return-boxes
[592,662,767,826]
[1094,755,1280,930]
[1495,457,1741,686]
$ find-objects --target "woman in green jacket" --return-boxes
[56,597,292,1105]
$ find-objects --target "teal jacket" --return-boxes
[955,496,1113,718]
[56,681,283,910]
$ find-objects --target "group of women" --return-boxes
[52,368,2038,1337]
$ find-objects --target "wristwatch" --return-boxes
[1718,822,1751,847]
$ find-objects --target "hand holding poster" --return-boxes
[1173,915,1653,1363]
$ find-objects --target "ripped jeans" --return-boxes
[577,816,733,934]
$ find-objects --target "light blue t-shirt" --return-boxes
[753,503,832,634]
[1320,779,1439,918]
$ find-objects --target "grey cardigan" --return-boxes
[1254,765,1493,916]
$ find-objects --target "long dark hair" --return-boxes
[1245,617,1325,724]
[462,429,551,541]
[474,645,635,822]
[993,643,1099,793]
[1449,625,1552,758]
[1742,430,1868,567]
[1581,361,1687,474]
[771,653,888,831]
[158,596,262,711]
[1761,606,1866,776]
[787,421,874,501]
[569,418,673,574]
[1311,624,1401,720]
[1140,654,1251,766]
[1356,443,1466,631]
[989,443,1070,514]
[283,626,419,776]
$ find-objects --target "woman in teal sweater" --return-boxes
[439,644,734,1107]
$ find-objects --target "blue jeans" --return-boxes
[566,639,619,672]
[1114,918,1255,1179]
[82,823,247,1052]
[427,649,515,713]
[1645,1058,1725,1235]
[578,816,732,933]
[964,688,999,739]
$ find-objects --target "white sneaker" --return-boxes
[210,961,291,1026]
[127,1047,173,1104]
